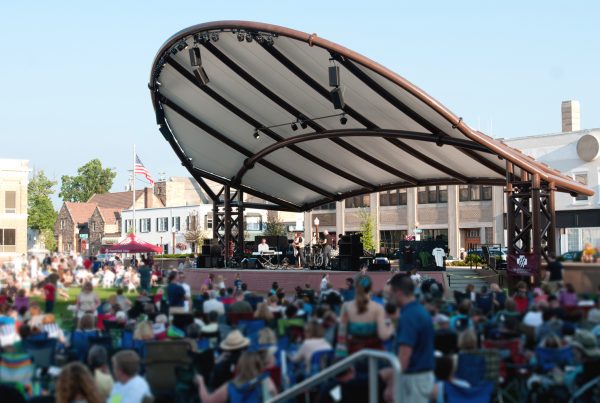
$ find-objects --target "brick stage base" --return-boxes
[182,268,446,294]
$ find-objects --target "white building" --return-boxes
[503,101,600,253]
[120,204,269,254]
[0,159,28,263]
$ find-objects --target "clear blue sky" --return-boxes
[2,1,598,206]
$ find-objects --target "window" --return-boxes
[422,229,448,241]
[380,189,407,206]
[156,217,168,232]
[485,227,494,244]
[245,215,263,231]
[91,222,97,232]
[186,215,198,231]
[4,191,16,213]
[125,219,134,233]
[460,185,493,202]
[0,228,16,252]
[574,173,588,201]
[380,230,408,252]
[139,218,151,233]
[418,186,447,204]
[204,215,213,230]
[60,219,65,230]
[314,202,336,210]
[345,194,370,208]
[172,216,181,231]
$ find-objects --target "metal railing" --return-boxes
[267,349,402,403]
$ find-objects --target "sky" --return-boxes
[1,1,599,207]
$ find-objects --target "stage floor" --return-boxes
[182,268,446,294]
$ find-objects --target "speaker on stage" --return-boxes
[339,256,360,271]
[330,257,340,270]
[242,258,261,270]
[201,245,211,256]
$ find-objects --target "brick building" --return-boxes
[0,159,29,263]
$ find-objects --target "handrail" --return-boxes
[267,349,402,403]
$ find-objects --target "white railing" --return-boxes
[267,349,401,403]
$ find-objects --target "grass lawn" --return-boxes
[30,287,141,328]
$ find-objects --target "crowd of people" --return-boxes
[0,251,599,402]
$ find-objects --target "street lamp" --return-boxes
[313,217,320,241]
[171,226,177,254]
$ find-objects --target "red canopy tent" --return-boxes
[105,233,162,254]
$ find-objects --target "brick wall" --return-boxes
[54,205,76,253]
[89,209,104,255]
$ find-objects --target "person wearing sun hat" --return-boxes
[211,330,250,389]
[564,329,600,394]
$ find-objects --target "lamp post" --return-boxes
[171,227,177,254]
[314,217,320,241]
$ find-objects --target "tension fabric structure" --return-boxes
[106,233,162,254]
[149,20,592,212]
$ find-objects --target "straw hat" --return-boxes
[569,330,600,357]
[219,330,250,351]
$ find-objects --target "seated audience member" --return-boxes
[55,362,103,403]
[566,330,600,396]
[229,291,253,314]
[475,286,493,315]
[211,330,250,389]
[430,355,471,403]
[42,313,67,344]
[291,320,332,370]
[559,283,578,308]
[494,298,522,335]
[490,283,506,313]
[450,299,473,332]
[587,298,600,324]
[255,302,275,324]
[108,350,152,403]
[133,320,155,341]
[197,351,277,403]
[202,310,219,335]
[203,291,225,316]
[512,281,530,314]
[87,345,114,401]
[115,288,132,312]
[523,302,545,329]
[152,314,168,340]
[434,314,458,355]
[13,289,29,312]
[537,308,564,342]
[78,313,97,331]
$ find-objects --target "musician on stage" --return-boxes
[322,230,332,268]
[257,238,270,253]
[293,232,305,268]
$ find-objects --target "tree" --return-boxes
[28,170,58,251]
[263,215,286,237]
[358,209,376,253]
[184,213,209,253]
[59,159,116,202]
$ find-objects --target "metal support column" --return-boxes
[531,174,541,256]
[237,190,244,258]
[506,162,515,258]
[224,184,231,267]
[547,182,557,258]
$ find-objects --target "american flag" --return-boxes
[134,155,154,186]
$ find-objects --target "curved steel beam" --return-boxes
[233,128,490,184]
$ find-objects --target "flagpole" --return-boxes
[132,144,136,236]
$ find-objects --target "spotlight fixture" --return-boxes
[237,31,245,42]
[176,41,188,51]
[245,33,253,42]
[210,32,219,42]
[328,65,340,87]
[291,122,298,131]
[189,47,201,67]
[300,120,308,129]
[340,115,347,125]
[330,86,345,110]
[253,129,260,140]
[193,66,210,86]
[201,32,210,43]
[265,36,274,46]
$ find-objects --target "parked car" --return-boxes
[559,251,582,262]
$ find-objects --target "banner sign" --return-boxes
[507,252,540,276]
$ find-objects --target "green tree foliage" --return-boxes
[263,215,286,237]
[41,228,57,252]
[59,159,116,202]
[28,170,57,230]
[358,209,376,253]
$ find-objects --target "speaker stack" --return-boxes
[338,234,363,271]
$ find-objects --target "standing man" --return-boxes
[381,273,435,403]
[546,254,563,293]
[294,232,305,268]
[138,259,152,293]
[178,271,192,312]
[322,230,332,268]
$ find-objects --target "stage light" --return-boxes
[328,65,340,87]
[265,36,274,46]
[300,120,308,129]
[253,129,260,140]
[193,66,209,86]
[255,35,264,44]
[189,47,201,67]
[201,33,210,43]
[210,32,219,42]
[176,41,188,51]
[291,122,298,131]
[237,31,245,42]
[340,115,347,125]
[246,33,253,42]
[330,87,345,110]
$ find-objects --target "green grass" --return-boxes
[30,287,141,328]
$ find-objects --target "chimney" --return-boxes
[561,100,580,132]
[144,187,153,208]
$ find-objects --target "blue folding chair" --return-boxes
[70,330,99,361]
[307,349,334,377]
[444,381,494,403]
[455,353,487,386]
[535,346,574,372]
[238,319,266,337]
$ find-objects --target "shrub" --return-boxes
[154,253,195,259]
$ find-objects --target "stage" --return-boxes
[182,268,447,295]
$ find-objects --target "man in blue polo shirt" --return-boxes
[381,273,435,403]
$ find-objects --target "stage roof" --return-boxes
[149,20,593,211]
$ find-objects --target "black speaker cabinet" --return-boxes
[242,258,261,270]
[339,256,360,271]
[201,245,211,256]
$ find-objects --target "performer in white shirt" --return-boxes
[432,247,446,268]
[257,238,270,253]
[293,232,305,268]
